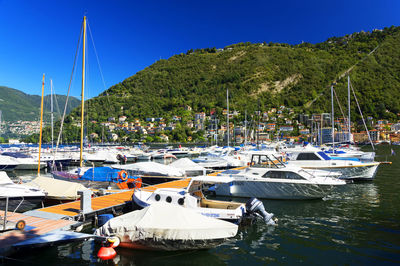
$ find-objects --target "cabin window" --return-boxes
[297,153,321,160]
[262,171,305,180]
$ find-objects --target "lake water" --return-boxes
[3,145,400,265]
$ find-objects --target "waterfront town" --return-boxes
[4,105,400,144]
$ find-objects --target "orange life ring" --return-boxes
[118,170,128,181]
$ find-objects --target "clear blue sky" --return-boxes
[0,0,399,99]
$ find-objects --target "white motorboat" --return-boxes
[192,147,245,169]
[95,203,239,251]
[0,172,46,212]
[213,152,346,200]
[132,175,276,224]
[169,158,208,176]
[0,155,18,171]
[285,149,380,181]
[1,152,46,170]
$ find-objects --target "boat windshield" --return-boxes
[262,170,306,180]
[250,154,286,168]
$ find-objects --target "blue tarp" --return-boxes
[81,167,129,182]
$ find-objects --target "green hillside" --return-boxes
[78,26,400,121]
[29,26,400,143]
[0,86,80,122]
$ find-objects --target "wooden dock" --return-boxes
[0,178,193,255]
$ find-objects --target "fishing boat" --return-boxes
[132,175,276,224]
[95,203,239,251]
[212,151,346,200]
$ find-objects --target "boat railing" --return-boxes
[0,196,25,231]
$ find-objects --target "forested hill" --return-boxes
[0,86,80,122]
[74,26,400,124]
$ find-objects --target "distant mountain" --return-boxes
[0,86,80,122]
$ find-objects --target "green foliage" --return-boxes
[25,26,400,142]
[0,86,80,122]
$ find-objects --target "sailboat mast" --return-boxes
[38,74,45,176]
[227,89,229,147]
[50,79,54,151]
[244,110,247,146]
[348,75,351,143]
[80,16,87,167]
[331,85,335,151]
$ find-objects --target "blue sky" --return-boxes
[0,0,399,99]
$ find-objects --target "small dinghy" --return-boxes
[95,203,238,251]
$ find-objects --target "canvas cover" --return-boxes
[95,203,238,241]
[170,158,206,172]
[113,162,185,177]
[25,176,87,200]
[0,171,14,185]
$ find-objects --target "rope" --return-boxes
[54,20,83,156]
[350,80,375,150]
[87,20,111,107]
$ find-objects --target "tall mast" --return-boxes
[80,16,87,167]
[227,89,229,147]
[244,110,247,146]
[38,74,45,176]
[331,84,335,151]
[50,79,54,151]
[348,75,351,143]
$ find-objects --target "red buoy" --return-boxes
[97,246,116,260]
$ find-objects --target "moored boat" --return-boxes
[95,203,239,251]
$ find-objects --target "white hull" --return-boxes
[213,180,336,200]
[289,162,380,180]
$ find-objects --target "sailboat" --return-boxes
[51,16,142,190]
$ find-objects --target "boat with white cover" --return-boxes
[213,152,346,200]
[95,203,239,251]
[113,161,185,185]
[0,172,46,212]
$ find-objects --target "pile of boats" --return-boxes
[0,141,389,254]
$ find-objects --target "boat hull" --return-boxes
[117,236,228,251]
[0,196,45,212]
[213,180,336,200]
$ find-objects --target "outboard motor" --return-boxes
[246,197,276,225]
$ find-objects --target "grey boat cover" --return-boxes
[95,202,238,241]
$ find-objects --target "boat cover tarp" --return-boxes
[95,202,238,241]
[80,167,121,182]
[25,176,87,200]
[170,158,206,172]
[113,162,185,177]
